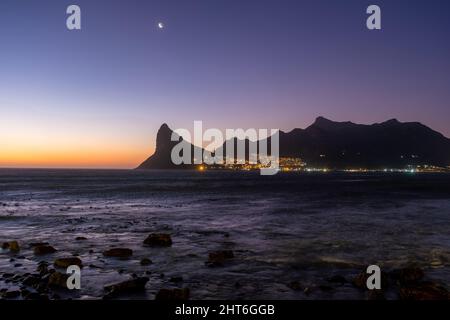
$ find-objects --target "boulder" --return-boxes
[54,257,83,268]
[287,281,302,291]
[143,234,172,247]
[155,288,190,300]
[391,267,424,284]
[48,272,68,288]
[34,245,57,255]
[140,258,153,266]
[206,250,234,267]
[1,290,20,299]
[104,277,149,296]
[400,281,449,300]
[327,275,347,284]
[103,248,133,258]
[2,241,20,252]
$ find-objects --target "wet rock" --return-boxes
[318,285,334,292]
[21,289,31,297]
[2,273,14,279]
[143,233,172,247]
[24,292,40,300]
[12,274,23,281]
[23,275,40,287]
[14,263,23,268]
[104,277,149,296]
[54,257,83,268]
[287,281,302,291]
[1,290,20,299]
[327,275,347,284]
[400,281,449,300]
[36,283,48,294]
[37,263,49,275]
[103,248,133,258]
[155,288,190,301]
[391,267,424,284]
[206,250,234,267]
[75,237,87,241]
[140,258,153,266]
[34,245,57,255]
[169,276,183,283]
[48,272,68,289]
[2,241,20,252]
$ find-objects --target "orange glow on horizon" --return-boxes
[0,147,154,169]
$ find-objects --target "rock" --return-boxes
[391,267,424,284]
[140,258,153,266]
[169,276,183,283]
[48,272,68,288]
[21,289,31,297]
[400,281,449,300]
[319,285,334,292]
[327,275,347,284]
[23,275,40,287]
[75,237,87,241]
[1,290,20,299]
[287,281,302,291]
[2,241,20,252]
[37,264,49,275]
[103,248,133,258]
[206,250,234,267]
[54,257,83,268]
[143,233,172,247]
[34,245,57,255]
[23,292,39,300]
[155,288,190,300]
[104,277,149,296]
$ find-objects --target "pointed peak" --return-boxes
[314,116,333,124]
[156,123,175,143]
[382,118,401,125]
[309,116,354,130]
[159,123,171,131]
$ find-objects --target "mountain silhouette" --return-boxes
[137,117,450,169]
[137,123,203,169]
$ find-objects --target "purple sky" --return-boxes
[0,0,449,168]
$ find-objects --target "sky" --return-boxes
[0,0,449,168]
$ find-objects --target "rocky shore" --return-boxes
[1,235,449,300]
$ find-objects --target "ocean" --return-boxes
[1,169,449,299]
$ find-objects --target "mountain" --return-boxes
[137,118,450,169]
[136,123,203,169]
[275,117,450,168]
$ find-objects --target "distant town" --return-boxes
[197,157,450,173]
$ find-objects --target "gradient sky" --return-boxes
[1,0,449,168]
